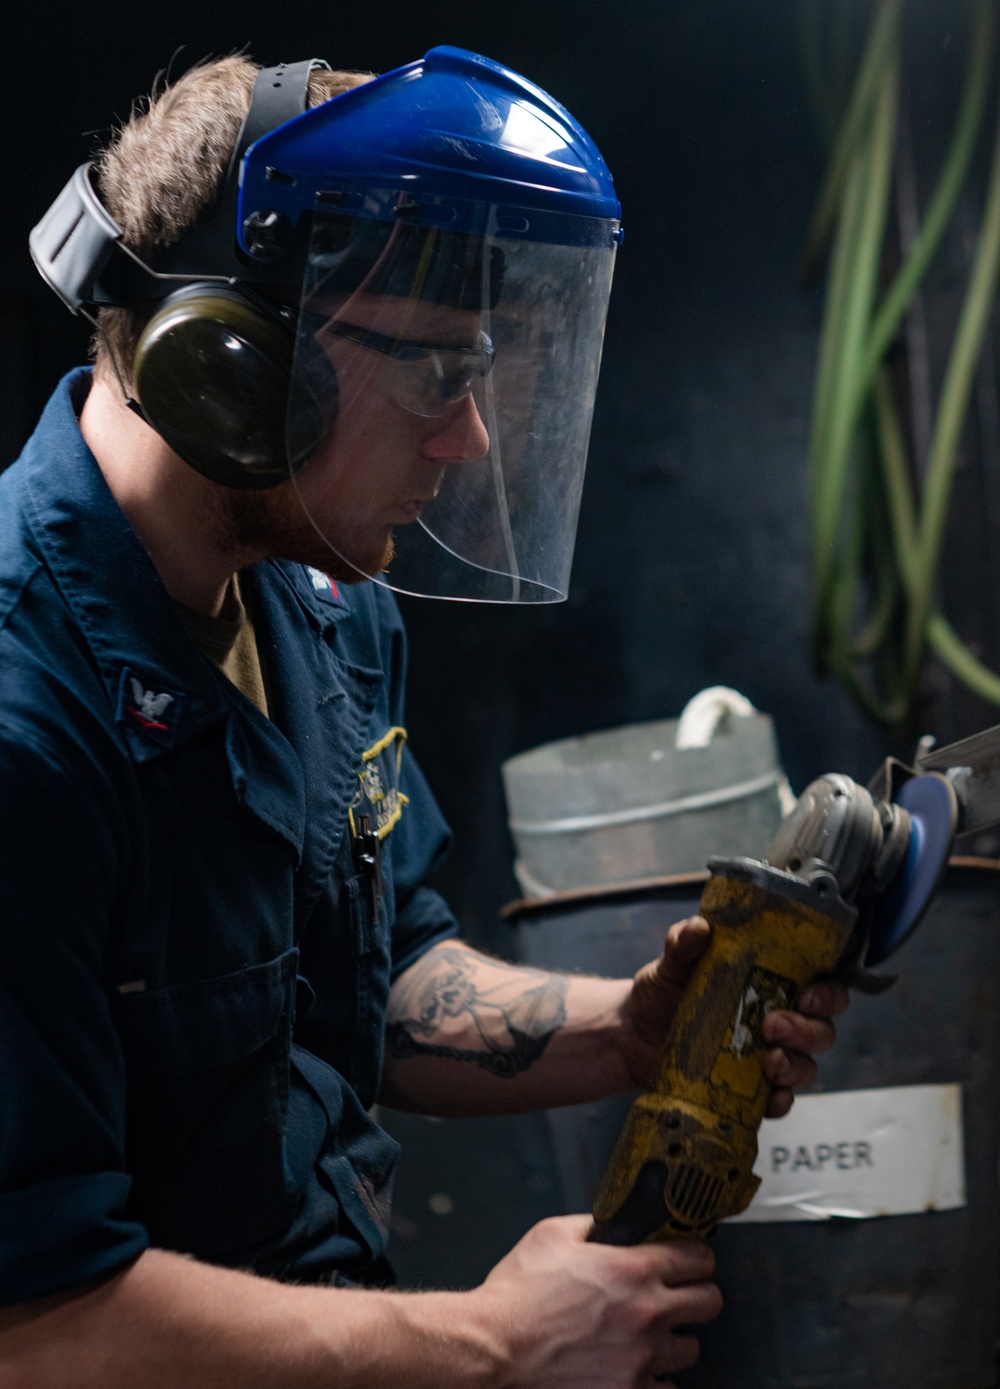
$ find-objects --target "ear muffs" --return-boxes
[133,283,338,490]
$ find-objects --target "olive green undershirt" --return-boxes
[175,574,270,718]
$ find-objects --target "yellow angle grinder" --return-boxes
[589,725,1000,1245]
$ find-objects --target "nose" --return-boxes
[420,392,490,465]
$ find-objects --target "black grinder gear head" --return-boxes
[765,766,960,983]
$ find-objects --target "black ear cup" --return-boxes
[285,327,341,471]
[133,284,338,490]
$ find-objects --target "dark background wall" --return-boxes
[3,0,990,1284]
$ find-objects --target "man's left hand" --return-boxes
[616,916,850,1118]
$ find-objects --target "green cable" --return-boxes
[810,150,869,668]
[829,405,907,722]
[863,0,994,386]
[904,84,1000,694]
[806,0,1000,719]
[808,147,868,664]
[808,148,865,513]
[851,426,899,660]
[800,0,902,284]
[870,362,1000,709]
[871,367,917,583]
[928,614,1000,703]
[812,56,899,666]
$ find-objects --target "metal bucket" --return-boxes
[510,875,708,1212]
[502,713,787,897]
[511,861,1000,1389]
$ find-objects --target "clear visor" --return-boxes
[285,201,617,602]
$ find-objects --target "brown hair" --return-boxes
[93,56,373,391]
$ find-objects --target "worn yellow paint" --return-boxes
[592,867,855,1241]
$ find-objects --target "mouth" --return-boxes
[388,497,436,524]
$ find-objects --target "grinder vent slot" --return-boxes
[666,1162,726,1229]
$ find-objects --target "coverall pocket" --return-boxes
[113,947,300,1257]
[114,948,299,1076]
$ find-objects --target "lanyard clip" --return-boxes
[353,813,382,917]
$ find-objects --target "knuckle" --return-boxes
[823,981,849,1009]
[785,1051,816,1082]
[605,1250,661,1300]
[613,1246,659,1284]
[677,1334,702,1369]
[661,1333,701,1372]
[704,1281,725,1319]
[766,1087,793,1118]
[626,1351,654,1389]
[688,1241,716,1278]
[802,981,850,1017]
[659,1240,714,1283]
[807,1013,835,1042]
[668,1279,723,1328]
[760,1045,783,1077]
[626,1293,663,1333]
[641,1250,680,1277]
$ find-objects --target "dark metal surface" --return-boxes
[517,884,707,1216]
[519,864,1000,1389]
[502,870,711,922]
[919,722,1000,836]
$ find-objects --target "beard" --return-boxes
[206,480,396,585]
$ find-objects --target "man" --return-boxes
[0,51,846,1386]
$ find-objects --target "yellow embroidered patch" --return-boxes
[348,726,410,841]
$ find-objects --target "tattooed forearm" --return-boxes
[386,945,569,1079]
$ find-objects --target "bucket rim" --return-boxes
[502,856,1000,924]
[502,869,711,922]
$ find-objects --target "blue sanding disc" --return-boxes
[866,774,958,967]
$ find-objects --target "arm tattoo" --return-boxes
[386,945,568,1079]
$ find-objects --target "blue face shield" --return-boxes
[29,47,621,602]
[244,47,621,603]
[286,203,616,602]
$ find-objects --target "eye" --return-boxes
[390,343,430,365]
[439,369,476,401]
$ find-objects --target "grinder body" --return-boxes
[588,763,964,1246]
[591,857,855,1243]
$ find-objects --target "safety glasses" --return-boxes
[322,319,495,418]
[288,207,616,601]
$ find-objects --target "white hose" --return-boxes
[675,686,756,749]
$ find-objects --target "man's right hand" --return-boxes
[467,1215,722,1388]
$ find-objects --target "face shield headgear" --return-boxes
[246,47,621,603]
[29,48,621,603]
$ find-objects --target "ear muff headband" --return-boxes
[54,59,331,490]
[133,284,337,490]
[128,61,337,489]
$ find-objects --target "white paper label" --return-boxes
[729,1083,965,1223]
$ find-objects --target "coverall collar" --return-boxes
[18,368,353,771]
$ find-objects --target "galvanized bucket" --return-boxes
[510,860,1000,1389]
[502,704,788,897]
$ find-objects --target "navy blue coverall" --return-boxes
[0,369,459,1303]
